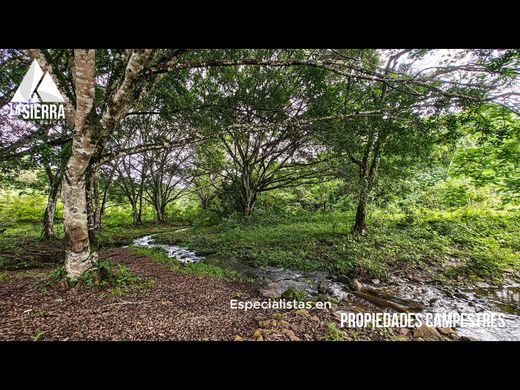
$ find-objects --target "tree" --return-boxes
[451,104,520,203]
[190,63,328,215]
[310,49,519,235]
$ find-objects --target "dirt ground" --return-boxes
[0,248,452,341]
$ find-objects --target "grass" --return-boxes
[43,259,155,298]
[31,329,46,341]
[322,322,350,341]
[1,205,518,285]
[153,208,520,283]
[128,245,243,281]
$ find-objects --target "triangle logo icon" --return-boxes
[37,73,66,102]
[11,59,65,103]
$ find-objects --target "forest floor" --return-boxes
[0,246,445,341]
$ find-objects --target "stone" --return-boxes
[412,324,442,340]
[253,329,262,338]
[233,335,244,341]
[318,280,331,294]
[371,279,381,285]
[310,315,320,322]
[336,274,351,284]
[284,329,301,341]
[294,309,309,317]
[260,282,285,298]
[437,327,456,337]
[351,279,363,291]
[258,319,271,328]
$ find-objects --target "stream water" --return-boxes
[131,233,520,341]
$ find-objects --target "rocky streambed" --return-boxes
[131,233,520,341]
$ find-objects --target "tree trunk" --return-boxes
[63,146,97,278]
[43,169,63,239]
[43,184,59,239]
[155,205,165,223]
[351,130,385,236]
[62,49,97,279]
[131,200,143,225]
[93,167,101,229]
[85,165,95,232]
[352,176,369,236]
[241,193,256,216]
[239,175,256,216]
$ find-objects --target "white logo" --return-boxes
[9,59,66,123]
[11,59,65,103]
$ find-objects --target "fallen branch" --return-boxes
[351,283,423,312]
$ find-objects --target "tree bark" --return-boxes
[241,191,257,216]
[132,207,143,225]
[154,204,165,223]
[93,167,101,229]
[352,175,369,236]
[43,174,62,239]
[62,49,97,279]
[351,129,385,236]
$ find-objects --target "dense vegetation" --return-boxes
[0,49,519,286]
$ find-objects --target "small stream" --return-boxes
[131,233,520,341]
[132,234,203,263]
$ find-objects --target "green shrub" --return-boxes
[281,288,308,301]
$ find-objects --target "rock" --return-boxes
[318,280,332,295]
[351,279,363,291]
[252,329,264,341]
[437,327,456,337]
[371,279,381,285]
[260,283,285,298]
[412,324,442,341]
[294,309,309,317]
[310,315,320,322]
[233,335,244,341]
[336,274,351,284]
[284,329,301,341]
[460,336,478,341]
[258,319,271,328]
[504,268,514,274]
[280,320,290,328]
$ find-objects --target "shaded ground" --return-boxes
[0,223,173,270]
[0,247,441,341]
